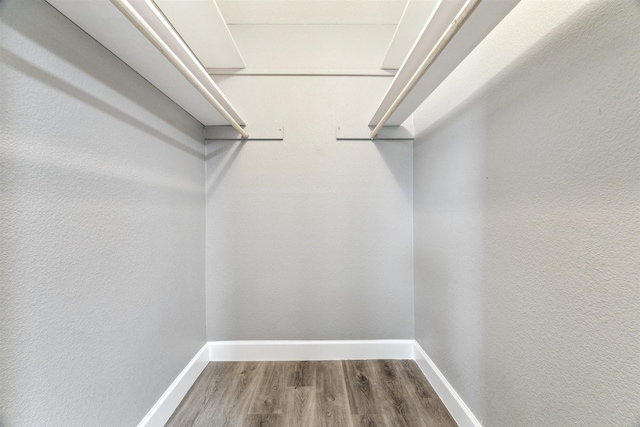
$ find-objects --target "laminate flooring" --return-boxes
[165,360,457,427]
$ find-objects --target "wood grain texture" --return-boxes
[370,360,415,426]
[165,360,456,427]
[351,414,392,427]
[249,362,287,414]
[283,386,316,426]
[287,361,315,387]
[316,361,353,427]
[342,360,379,416]
[397,360,457,426]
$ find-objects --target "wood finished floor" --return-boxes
[166,360,457,427]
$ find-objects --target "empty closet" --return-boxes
[1,0,638,425]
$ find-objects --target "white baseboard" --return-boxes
[137,343,209,427]
[208,339,415,361]
[139,340,480,427]
[413,341,482,427]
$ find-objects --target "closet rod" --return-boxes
[110,0,249,138]
[370,0,482,138]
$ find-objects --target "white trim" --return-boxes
[208,340,414,361]
[137,343,209,427]
[413,341,482,427]
[138,340,480,426]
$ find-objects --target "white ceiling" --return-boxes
[48,0,510,128]
[43,0,414,126]
[211,0,409,75]
[217,0,407,25]
[226,24,397,70]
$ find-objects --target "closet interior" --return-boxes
[1,0,638,425]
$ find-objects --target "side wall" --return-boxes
[0,1,206,425]
[413,0,640,425]
[205,26,413,340]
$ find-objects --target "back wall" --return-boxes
[206,74,413,340]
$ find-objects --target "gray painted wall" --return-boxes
[0,1,206,425]
[204,23,413,341]
[413,0,640,425]
[4,0,638,425]
[206,76,413,340]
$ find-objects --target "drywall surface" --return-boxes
[413,0,640,425]
[206,74,413,340]
[227,25,397,70]
[205,21,413,341]
[0,1,206,425]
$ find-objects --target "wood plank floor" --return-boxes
[166,360,457,427]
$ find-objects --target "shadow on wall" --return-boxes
[415,0,640,424]
[416,0,633,143]
[373,139,413,202]
[414,101,488,420]
[0,0,207,423]
[0,0,204,159]
[205,140,245,195]
[0,48,204,160]
[0,0,183,124]
[204,140,246,339]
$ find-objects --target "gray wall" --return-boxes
[204,23,413,341]
[206,74,413,340]
[413,0,640,425]
[0,1,206,425]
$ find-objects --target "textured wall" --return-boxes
[413,0,640,425]
[206,75,413,340]
[205,23,413,341]
[0,1,206,425]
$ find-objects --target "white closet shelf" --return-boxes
[370,0,521,130]
[45,0,246,127]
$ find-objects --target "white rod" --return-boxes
[142,0,243,126]
[110,0,249,138]
[370,0,482,138]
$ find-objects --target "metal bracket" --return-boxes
[336,125,414,141]
[204,123,284,141]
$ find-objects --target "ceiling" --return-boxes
[216,0,407,25]
[44,0,516,127]
[153,0,422,72]
[42,0,440,124]
[211,0,439,73]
